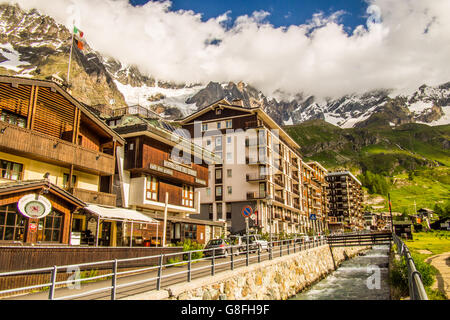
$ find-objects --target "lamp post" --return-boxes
[266,195,274,244]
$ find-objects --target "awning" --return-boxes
[84,204,159,224]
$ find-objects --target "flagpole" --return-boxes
[67,23,75,86]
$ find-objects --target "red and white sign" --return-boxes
[29,222,38,233]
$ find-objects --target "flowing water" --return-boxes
[292,246,391,300]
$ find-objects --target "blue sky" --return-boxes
[129,0,369,31]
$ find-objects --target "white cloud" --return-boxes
[4,0,450,99]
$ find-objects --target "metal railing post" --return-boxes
[280,241,283,257]
[211,249,216,276]
[294,239,296,254]
[246,236,250,267]
[187,252,192,282]
[48,266,57,300]
[269,242,273,260]
[258,246,261,263]
[111,259,118,300]
[231,246,234,270]
[157,254,163,291]
[287,241,290,255]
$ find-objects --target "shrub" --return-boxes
[390,252,436,298]
[176,239,204,261]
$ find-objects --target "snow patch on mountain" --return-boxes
[114,80,204,117]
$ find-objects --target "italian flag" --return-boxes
[73,26,84,38]
[73,26,85,50]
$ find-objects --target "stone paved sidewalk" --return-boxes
[426,252,450,299]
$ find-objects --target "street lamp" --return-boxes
[266,195,274,244]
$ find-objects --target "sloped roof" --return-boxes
[0,179,86,207]
[0,75,124,145]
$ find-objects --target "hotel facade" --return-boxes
[326,171,364,232]
[179,99,329,237]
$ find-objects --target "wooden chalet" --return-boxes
[0,75,128,246]
[107,111,225,245]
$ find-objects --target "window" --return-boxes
[215,169,222,180]
[184,224,197,240]
[227,136,232,144]
[206,140,211,147]
[227,186,233,195]
[208,204,213,220]
[217,203,223,217]
[182,185,194,208]
[0,110,26,128]
[215,137,222,149]
[37,210,63,243]
[0,159,23,181]
[63,173,77,189]
[202,123,208,132]
[226,120,233,129]
[0,204,26,242]
[206,188,211,197]
[227,169,232,178]
[226,152,233,162]
[146,176,159,201]
[226,204,232,220]
[216,108,222,115]
[217,122,222,129]
[216,186,223,197]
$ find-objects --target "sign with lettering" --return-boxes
[164,160,197,177]
[149,163,174,176]
[310,214,317,221]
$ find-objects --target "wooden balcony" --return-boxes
[0,123,115,175]
[71,188,117,207]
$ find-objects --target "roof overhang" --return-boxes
[84,204,159,224]
[0,180,86,208]
[0,75,125,146]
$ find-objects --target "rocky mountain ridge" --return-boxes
[0,3,449,128]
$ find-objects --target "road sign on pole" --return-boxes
[242,206,253,218]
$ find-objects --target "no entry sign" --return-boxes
[242,206,253,218]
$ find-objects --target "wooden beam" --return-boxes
[27,85,35,129]
[30,86,39,130]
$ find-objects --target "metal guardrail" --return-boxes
[0,237,327,300]
[392,234,428,300]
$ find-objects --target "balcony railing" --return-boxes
[71,188,117,207]
[0,123,115,175]
[247,192,266,200]
[246,173,268,182]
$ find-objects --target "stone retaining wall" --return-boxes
[123,245,370,301]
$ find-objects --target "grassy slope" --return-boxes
[284,121,450,212]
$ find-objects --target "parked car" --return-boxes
[229,235,269,253]
[203,239,231,258]
[295,234,310,244]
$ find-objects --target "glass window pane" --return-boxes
[44,230,52,242]
[52,230,60,242]
[0,212,5,225]
[6,212,15,226]
[53,217,61,229]
[4,227,14,240]
[45,216,53,228]
[0,226,3,240]
[14,227,25,241]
